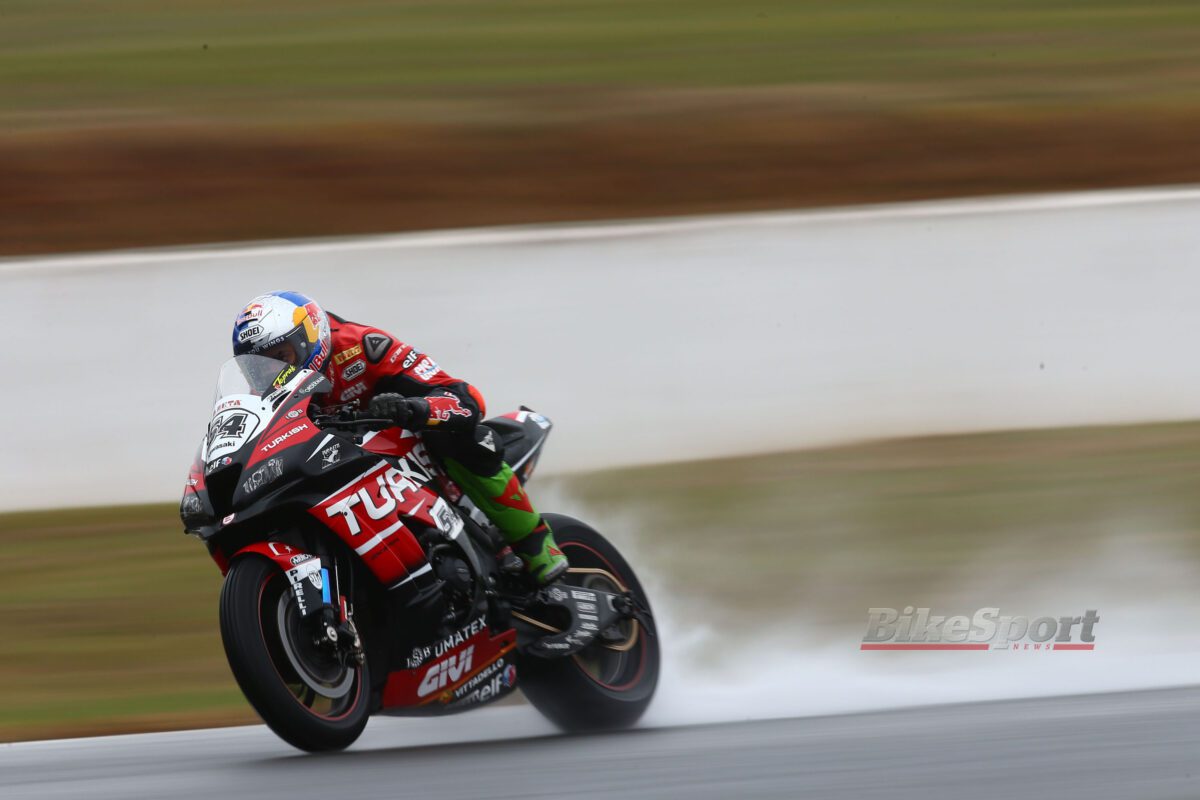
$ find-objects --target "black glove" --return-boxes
[368,393,421,429]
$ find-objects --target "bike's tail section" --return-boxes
[482,407,553,484]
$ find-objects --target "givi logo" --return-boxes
[417,646,475,697]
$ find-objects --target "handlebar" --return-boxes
[311,411,396,431]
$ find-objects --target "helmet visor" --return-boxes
[234,323,313,368]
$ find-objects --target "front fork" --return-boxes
[309,595,365,667]
[230,542,367,668]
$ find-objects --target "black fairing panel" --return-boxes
[481,408,552,484]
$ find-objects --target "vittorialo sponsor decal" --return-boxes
[861,607,1099,651]
[444,658,518,709]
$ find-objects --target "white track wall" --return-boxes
[3,187,1199,510]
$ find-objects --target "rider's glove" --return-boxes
[368,393,426,429]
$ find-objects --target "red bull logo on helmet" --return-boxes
[236,303,266,326]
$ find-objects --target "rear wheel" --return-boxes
[518,514,660,731]
[219,556,370,752]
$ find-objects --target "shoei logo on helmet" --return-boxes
[237,325,263,343]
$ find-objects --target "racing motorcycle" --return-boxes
[180,354,658,752]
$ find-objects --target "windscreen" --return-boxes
[212,354,329,402]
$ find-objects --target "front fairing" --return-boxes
[181,355,337,537]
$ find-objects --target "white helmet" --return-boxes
[231,291,331,373]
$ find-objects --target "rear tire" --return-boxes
[518,514,660,731]
[219,556,370,752]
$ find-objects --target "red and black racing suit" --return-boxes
[319,313,551,567]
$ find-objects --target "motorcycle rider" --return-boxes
[230,290,568,586]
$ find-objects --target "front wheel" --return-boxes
[219,555,370,752]
[518,514,660,731]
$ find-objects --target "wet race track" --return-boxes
[5,688,1200,800]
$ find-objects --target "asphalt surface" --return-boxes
[4,687,1200,800]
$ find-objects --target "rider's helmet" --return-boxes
[232,291,331,373]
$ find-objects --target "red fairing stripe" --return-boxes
[308,459,433,586]
[361,428,417,458]
[230,541,315,574]
[245,404,319,469]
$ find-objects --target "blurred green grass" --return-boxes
[5,420,1200,740]
[570,422,1200,637]
[3,0,1200,128]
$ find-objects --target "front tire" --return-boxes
[518,514,660,731]
[219,556,370,752]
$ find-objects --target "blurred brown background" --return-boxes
[3,0,1200,255]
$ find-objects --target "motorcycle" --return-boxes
[180,354,658,752]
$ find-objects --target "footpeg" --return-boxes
[518,585,630,658]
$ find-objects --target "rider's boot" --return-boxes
[508,519,569,586]
[444,459,569,585]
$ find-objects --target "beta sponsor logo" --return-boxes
[342,361,366,381]
[418,646,475,697]
[259,423,310,454]
[333,345,363,365]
